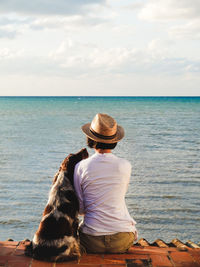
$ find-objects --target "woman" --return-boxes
[74,113,137,253]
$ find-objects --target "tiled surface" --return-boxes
[0,240,200,266]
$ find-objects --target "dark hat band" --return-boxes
[89,127,117,140]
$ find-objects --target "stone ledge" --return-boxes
[0,239,199,266]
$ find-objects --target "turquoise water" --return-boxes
[0,97,200,243]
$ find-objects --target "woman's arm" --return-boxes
[74,163,85,215]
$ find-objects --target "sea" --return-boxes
[0,96,199,244]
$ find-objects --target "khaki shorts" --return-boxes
[79,231,135,254]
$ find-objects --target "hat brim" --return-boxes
[81,123,124,144]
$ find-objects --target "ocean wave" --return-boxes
[0,96,199,243]
[0,219,26,226]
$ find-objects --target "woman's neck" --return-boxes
[95,148,111,154]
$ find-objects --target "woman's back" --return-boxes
[74,152,136,235]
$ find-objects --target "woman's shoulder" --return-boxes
[75,154,95,169]
[112,154,132,171]
[113,154,131,164]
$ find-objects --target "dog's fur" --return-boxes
[25,148,88,262]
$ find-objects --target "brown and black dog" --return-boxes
[25,148,88,262]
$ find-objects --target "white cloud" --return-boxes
[0,34,199,78]
[0,0,199,96]
[138,0,200,21]
[0,47,23,59]
[47,39,200,76]
[0,0,106,15]
[124,2,145,11]
[0,26,17,39]
[1,71,200,96]
[137,0,200,41]
[169,19,200,40]
[0,37,198,78]
[0,16,30,38]
[0,4,110,35]
[0,16,30,25]
[30,14,108,31]
[48,41,138,74]
[147,38,174,59]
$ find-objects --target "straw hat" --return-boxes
[81,113,124,143]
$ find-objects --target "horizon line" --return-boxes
[0,96,200,98]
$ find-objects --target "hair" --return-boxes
[87,137,117,150]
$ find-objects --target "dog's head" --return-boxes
[60,148,88,172]
[60,148,88,186]
[52,148,89,186]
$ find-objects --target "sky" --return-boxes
[0,0,200,96]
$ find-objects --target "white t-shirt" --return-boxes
[74,152,137,237]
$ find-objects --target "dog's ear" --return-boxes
[60,155,71,171]
[52,172,59,184]
[81,148,89,159]
[60,149,88,172]
[75,148,89,160]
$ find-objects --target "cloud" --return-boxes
[48,39,200,76]
[138,0,200,21]
[0,3,109,34]
[0,16,31,38]
[123,2,145,11]
[48,41,138,74]
[0,38,200,97]
[1,39,199,78]
[0,0,106,16]
[0,13,106,39]
[137,0,200,41]
[2,70,200,96]
[0,27,17,39]
[169,19,200,40]
[0,47,23,59]
[0,16,30,25]
[147,38,174,59]
[30,14,108,31]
